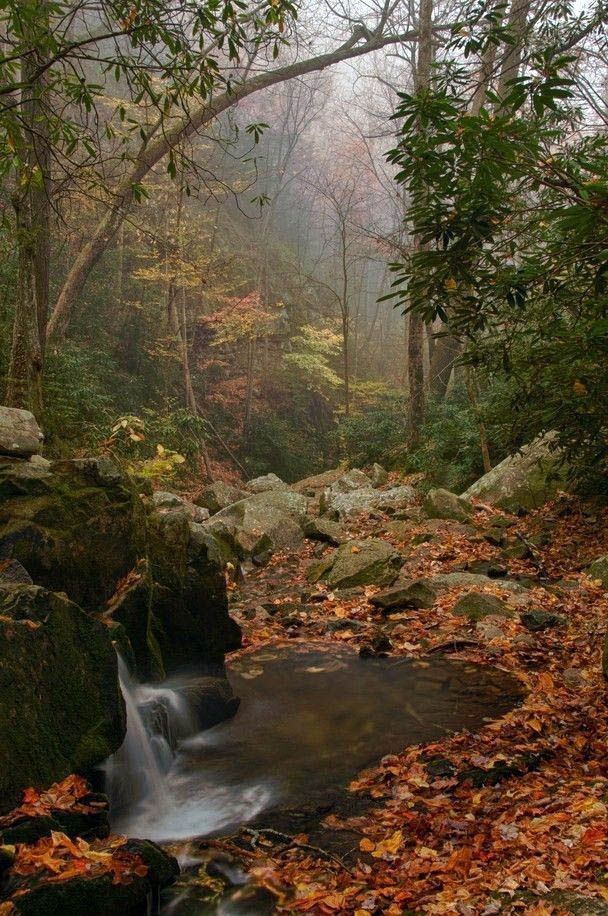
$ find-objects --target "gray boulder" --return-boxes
[307,538,403,589]
[462,433,567,513]
[331,468,371,493]
[0,406,44,458]
[303,517,346,546]
[204,489,308,562]
[152,490,209,523]
[322,485,416,519]
[246,473,289,494]
[291,467,345,496]
[424,488,474,523]
[195,480,248,514]
[371,463,388,488]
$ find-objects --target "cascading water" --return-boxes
[104,653,272,842]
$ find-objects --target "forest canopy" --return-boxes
[1,0,606,489]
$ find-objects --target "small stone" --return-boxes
[563,668,584,688]
[484,527,506,547]
[453,592,512,621]
[502,540,532,560]
[513,633,536,648]
[372,633,392,652]
[370,580,438,611]
[0,559,32,586]
[331,468,371,493]
[520,609,565,632]
[588,556,608,588]
[153,490,184,508]
[476,621,505,641]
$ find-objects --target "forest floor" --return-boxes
[211,490,608,915]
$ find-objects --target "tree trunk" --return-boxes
[6,1,50,414]
[407,310,424,447]
[465,367,492,474]
[496,0,532,99]
[243,338,256,436]
[429,333,462,399]
[407,0,433,447]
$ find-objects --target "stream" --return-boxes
[105,644,522,912]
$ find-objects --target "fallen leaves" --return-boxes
[0,775,105,828]
[9,831,148,887]
[208,494,608,912]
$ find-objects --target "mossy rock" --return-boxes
[0,585,125,812]
[7,840,178,916]
[462,434,567,513]
[452,592,513,621]
[307,539,403,590]
[424,488,474,523]
[0,457,142,612]
[146,510,241,672]
[369,580,438,611]
[588,556,608,587]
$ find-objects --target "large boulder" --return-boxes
[424,488,474,523]
[0,455,240,681]
[145,508,240,672]
[245,473,289,494]
[0,585,125,812]
[204,489,308,562]
[462,433,567,513]
[0,455,142,612]
[0,406,44,458]
[194,480,248,515]
[307,538,403,589]
[331,468,371,493]
[292,467,345,496]
[321,485,416,519]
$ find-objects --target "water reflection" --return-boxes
[111,645,521,843]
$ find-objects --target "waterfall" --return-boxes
[104,652,273,842]
[104,654,197,820]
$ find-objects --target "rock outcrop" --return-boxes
[321,484,416,519]
[204,489,308,562]
[462,434,567,512]
[0,585,125,811]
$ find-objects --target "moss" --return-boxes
[0,459,142,611]
[0,586,125,812]
[452,592,513,621]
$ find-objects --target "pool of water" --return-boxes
[110,644,522,843]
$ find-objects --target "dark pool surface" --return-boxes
[113,644,522,844]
